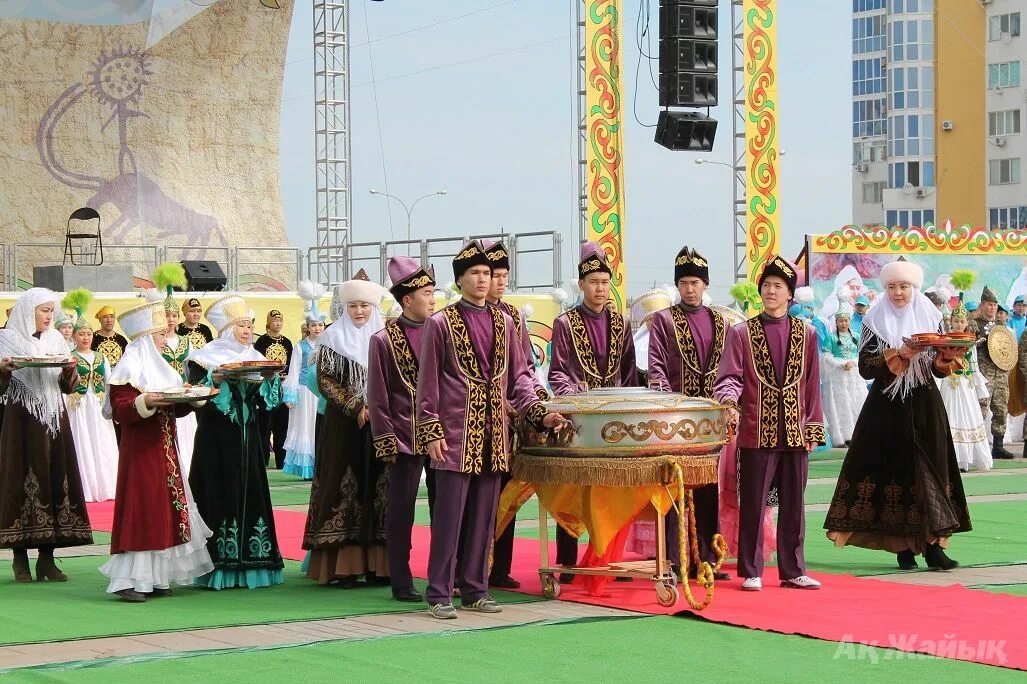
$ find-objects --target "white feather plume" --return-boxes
[141,287,163,303]
[298,279,328,303]
[551,288,569,305]
[794,286,815,305]
[522,303,534,319]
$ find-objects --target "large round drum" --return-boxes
[521,387,728,458]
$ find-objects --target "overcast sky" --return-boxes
[279,0,851,300]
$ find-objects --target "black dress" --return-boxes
[301,347,388,584]
[823,330,972,553]
[187,362,285,588]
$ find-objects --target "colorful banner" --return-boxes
[808,223,1027,320]
[585,0,627,312]
[743,0,780,285]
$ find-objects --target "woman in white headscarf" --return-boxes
[824,260,971,572]
[99,295,213,602]
[0,288,92,582]
[301,271,388,587]
[186,295,285,590]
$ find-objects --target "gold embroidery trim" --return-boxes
[564,304,625,389]
[746,316,806,449]
[374,434,399,459]
[442,305,509,473]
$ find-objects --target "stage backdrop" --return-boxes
[807,223,1027,323]
[0,0,294,289]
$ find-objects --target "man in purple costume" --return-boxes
[647,245,730,581]
[548,241,638,578]
[416,239,566,620]
[714,255,826,592]
[368,256,437,603]
[481,239,549,590]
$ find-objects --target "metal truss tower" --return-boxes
[730,0,748,282]
[313,0,352,284]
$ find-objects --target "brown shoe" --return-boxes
[12,554,31,583]
[35,555,68,582]
[116,588,148,603]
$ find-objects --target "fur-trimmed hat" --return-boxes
[757,255,798,294]
[482,239,510,271]
[388,256,436,301]
[452,239,491,279]
[578,241,612,280]
[879,258,924,289]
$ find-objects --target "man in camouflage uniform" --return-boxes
[972,286,1014,459]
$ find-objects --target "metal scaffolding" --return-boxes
[730,0,748,282]
[576,0,588,244]
[312,0,352,284]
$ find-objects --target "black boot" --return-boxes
[12,550,31,583]
[35,548,67,582]
[896,550,918,570]
[993,435,1015,460]
[924,543,959,571]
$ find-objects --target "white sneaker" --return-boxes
[741,577,762,591]
[781,575,821,590]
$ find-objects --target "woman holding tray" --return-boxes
[0,288,92,582]
[824,259,971,571]
[100,295,213,602]
[937,301,992,472]
[187,295,285,590]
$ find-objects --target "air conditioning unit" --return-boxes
[980,0,993,5]
[941,120,954,130]
[995,136,1007,147]
[855,163,869,172]
[915,188,928,198]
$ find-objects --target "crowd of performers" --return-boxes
[0,243,1024,617]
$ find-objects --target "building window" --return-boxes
[852,57,886,96]
[862,181,885,203]
[989,13,1021,42]
[989,158,1021,185]
[988,61,1022,89]
[853,139,887,164]
[988,110,1022,137]
[853,0,886,12]
[890,18,934,64]
[852,97,886,137]
[990,206,1027,229]
[853,13,887,55]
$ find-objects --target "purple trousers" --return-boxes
[737,448,808,580]
[386,455,432,593]
[426,469,502,605]
[667,482,720,566]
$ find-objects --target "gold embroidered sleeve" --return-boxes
[317,370,365,417]
[524,401,548,431]
[535,387,550,402]
[373,434,399,460]
[416,419,445,450]
[804,423,827,445]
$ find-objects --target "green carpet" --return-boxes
[21,615,1024,682]
[804,500,1027,576]
[806,473,1027,505]
[0,559,539,647]
[973,584,1027,597]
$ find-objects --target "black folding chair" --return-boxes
[64,207,103,266]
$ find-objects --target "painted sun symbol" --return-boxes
[88,47,153,108]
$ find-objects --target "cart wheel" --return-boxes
[655,581,679,607]
[540,573,561,599]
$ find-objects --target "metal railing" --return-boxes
[314,230,564,290]
[4,230,564,292]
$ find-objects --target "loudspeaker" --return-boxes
[659,0,719,107]
[180,260,227,291]
[655,110,718,151]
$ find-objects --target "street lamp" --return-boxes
[369,190,447,253]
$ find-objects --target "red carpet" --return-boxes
[85,502,1027,670]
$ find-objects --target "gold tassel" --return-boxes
[511,454,718,488]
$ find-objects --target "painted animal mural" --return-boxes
[35,46,227,259]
